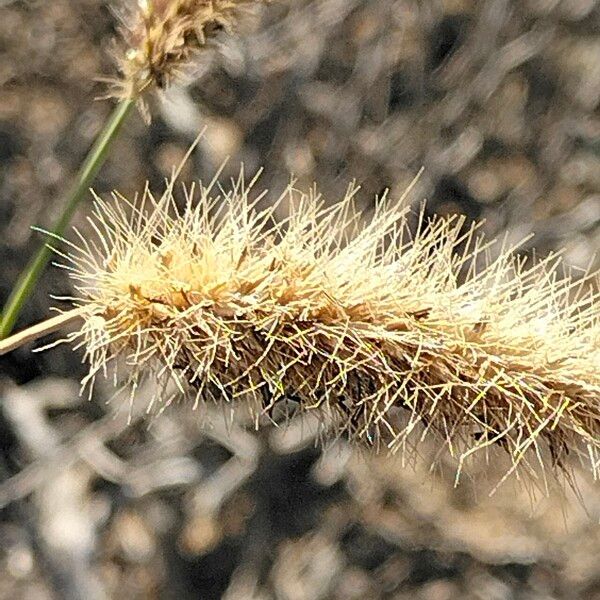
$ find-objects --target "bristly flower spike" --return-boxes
[109,0,269,102]
[1,173,599,489]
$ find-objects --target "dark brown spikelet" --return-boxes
[47,173,600,488]
[110,0,267,100]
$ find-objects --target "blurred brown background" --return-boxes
[0,1,599,598]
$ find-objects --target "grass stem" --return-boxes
[0,308,89,356]
[0,98,135,339]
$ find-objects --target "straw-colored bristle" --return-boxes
[110,0,267,100]
[56,174,600,486]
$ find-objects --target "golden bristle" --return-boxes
[54,173,600,486]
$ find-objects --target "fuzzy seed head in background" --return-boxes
[110,0,267,101]
[57,174,600,488]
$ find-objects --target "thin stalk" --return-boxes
[0,308,89,356]
[0,98,135,339]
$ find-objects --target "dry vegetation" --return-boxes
[109,0,268,103]
[0,1,599,599]
[48,172,599,490]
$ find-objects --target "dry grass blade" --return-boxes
[0,308,88,356]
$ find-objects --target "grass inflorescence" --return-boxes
[110,0,268,102]
[40,172,600,486]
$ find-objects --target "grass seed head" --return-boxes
[110,0,267,101]
[59,173,600,487]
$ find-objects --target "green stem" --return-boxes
[0,98,135,339]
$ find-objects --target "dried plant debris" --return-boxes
[47,173,600,484]
[110,0,268,100]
